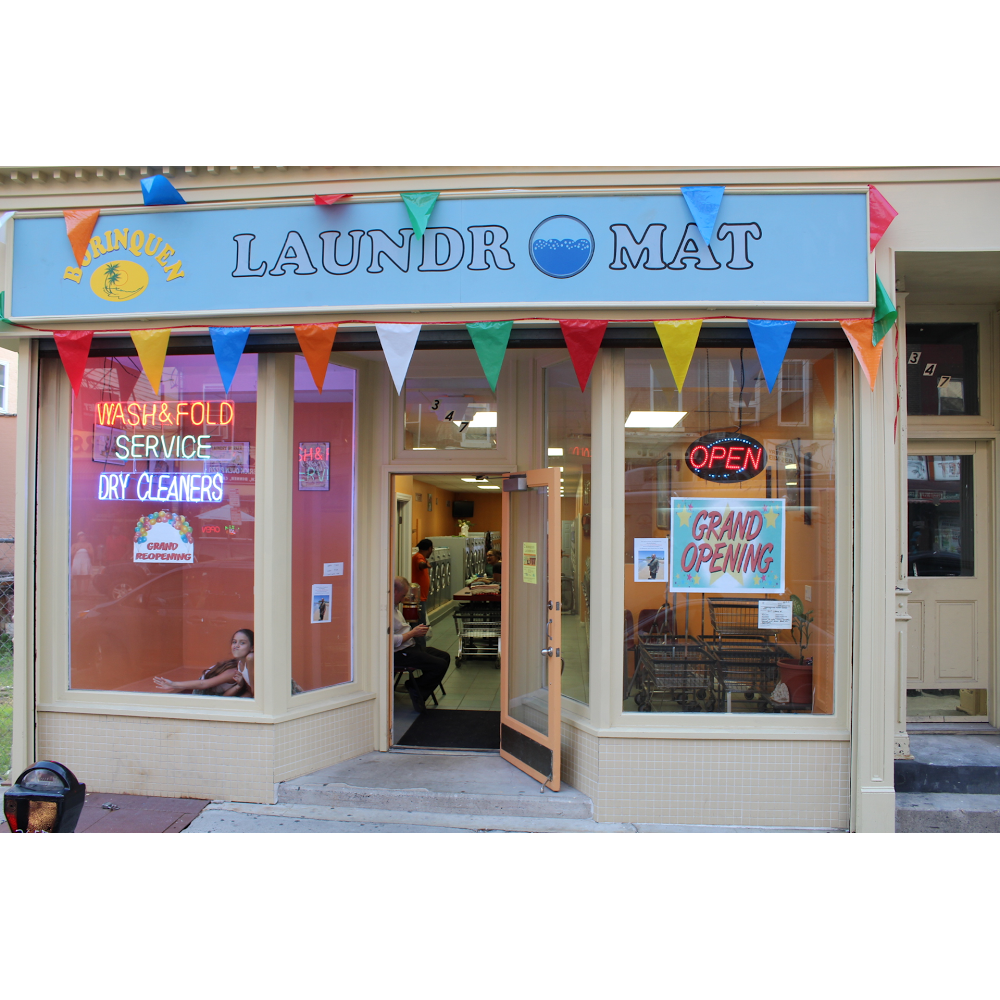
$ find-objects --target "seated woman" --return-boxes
[154,629,254,697]
[485,549,502,580]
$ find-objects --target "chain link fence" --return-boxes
[1,537,13,780]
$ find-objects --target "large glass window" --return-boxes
[622,347,838,715]
[545,359,591,705]
[71,354,257,694]
[907,454,973,577]
[292,356,357,692]
[906,324,979,416]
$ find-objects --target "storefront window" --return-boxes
[906,324,979,416]
[292,357,357,691]
[545,359,591,705]
[404,376,496,450]
[622,347,838,715]
[70,354,257,694]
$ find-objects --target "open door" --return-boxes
[500,468,561,790]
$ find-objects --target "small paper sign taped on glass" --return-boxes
[522,542,538,584]
[299,442,330,491]
[758,600,793,630]
[670,496,786,594]
[311,583,332,623]
[634,538,668,583]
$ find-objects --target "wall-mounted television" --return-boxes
[452,500,475,519]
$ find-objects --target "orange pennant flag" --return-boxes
[841,318,885,390]
[130,328,171,395]
[64,209,101,267]
[293,323,339,390]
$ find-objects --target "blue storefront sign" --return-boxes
[5,191,871,321]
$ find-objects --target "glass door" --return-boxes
[500,468,561,789]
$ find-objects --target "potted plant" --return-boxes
[777,594,814,706]
[457,519,471,537]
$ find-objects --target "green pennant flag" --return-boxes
[873,274,898,346]
[0,291,10,325]
[400,191,439,240]
[467,321,513,391]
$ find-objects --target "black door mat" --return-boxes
[396,709,501,750]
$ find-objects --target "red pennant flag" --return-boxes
[293,323,339,389]
[314,194,353,206]
[52,330,94,395]
[559,320,607,391]
[841,319,885,390]
[64,209,100,267]
[869,185,898,252]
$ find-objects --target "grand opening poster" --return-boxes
[669,497,785,594]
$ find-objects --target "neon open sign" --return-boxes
[685,432,767,483]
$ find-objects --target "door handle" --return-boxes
[541,647,553,657]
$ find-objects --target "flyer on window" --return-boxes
[669,497,786,594]
[311,583,332,623]
[634,538,668,582]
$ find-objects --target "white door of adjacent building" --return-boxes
[906,441,992,698]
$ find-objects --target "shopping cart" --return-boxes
[633,636,716,712]
[453,603,501,667]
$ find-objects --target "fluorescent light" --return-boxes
[413,447,436,450]
[477,484,501,490]
[547,447,564,456]
[469,411,497,427]
[625,410,686,428]
[784,463,797,470]
[786,481,798,486]
[460,477,479,482]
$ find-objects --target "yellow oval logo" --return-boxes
[90,259,148,302]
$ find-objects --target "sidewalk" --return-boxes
[1,791,209,833]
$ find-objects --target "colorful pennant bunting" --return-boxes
[559,319,607,391]
[112,358,141,402]
[52,330,94,395]
[747,319,796,392]
[400,192,439,241]
[873,275,897,346]
[294,323,339,390]
[376,323,422,394]
[869,185,898,252]
[130,328,171,395]
[141,175,186,206]
[653,320,702,392]
[209,327,251,393]
[314,194,353,206]
[64,209,101,267]
[681,186,725,244]
[841,319,884,390]
[0,291,12,326]
[466,322,512,391]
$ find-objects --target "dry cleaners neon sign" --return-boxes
[99,471,225,502]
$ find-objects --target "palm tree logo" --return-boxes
[90,260,148,302]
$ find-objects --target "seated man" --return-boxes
[393,575,450,712]
[485,548,502,581]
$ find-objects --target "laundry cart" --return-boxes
[633,636,716,712]
[704,598,783,711]
[453,603,501,667]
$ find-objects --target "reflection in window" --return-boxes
[70,354,257,694]
[292,357,357,692]
[404,377,496,450]
[906,324,979,416]
[907,454,973,577]
[622,347,838,716]
[545,359,591,705]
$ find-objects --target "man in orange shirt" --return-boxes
[411,538,433,627]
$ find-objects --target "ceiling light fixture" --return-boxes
[625,411,687,428]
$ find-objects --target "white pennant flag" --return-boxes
[375,323,422,394]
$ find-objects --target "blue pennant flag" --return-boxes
[681,186,725,244]
[141,175,186,206]
[209,327,250,393]
[748,320,796,392]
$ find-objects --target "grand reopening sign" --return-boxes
[7,192,871,321]
[670,497,786,594]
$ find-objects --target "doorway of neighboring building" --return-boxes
[389,472,504,751]
[906,441,992,722]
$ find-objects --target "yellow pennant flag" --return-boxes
[130,328,171,395]
[653,320,702,392]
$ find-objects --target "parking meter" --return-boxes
[3,761,87,833]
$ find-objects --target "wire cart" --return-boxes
[633,636,717,712]
[453,603,501,667]
[704,599,784,711]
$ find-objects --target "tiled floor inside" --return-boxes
[393,606,590,741]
